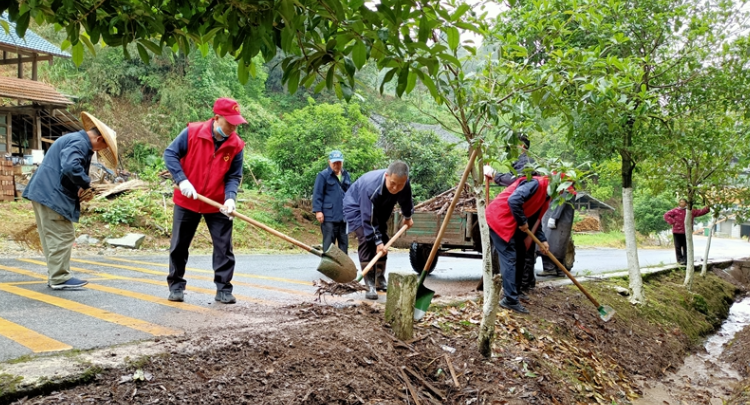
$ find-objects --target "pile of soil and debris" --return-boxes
[572,216,601,232]
[414,185,476,214]
[8,270,738,405]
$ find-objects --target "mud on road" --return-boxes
[5,268,741,405]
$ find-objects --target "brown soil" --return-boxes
[11,269,737,405]
[721,323,750,377]
[573,217,600,232]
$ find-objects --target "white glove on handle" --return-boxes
[178,180,197,200]
[483,165,496,178]
[221,199,236,219]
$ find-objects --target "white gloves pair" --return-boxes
[483,165,496,178]
[178,180,235,219]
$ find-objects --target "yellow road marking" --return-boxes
[0,284,181,336]
[84,284,209,313]
[0,317,72,353]
[107,257,313,286]
[17,259,274,305]
[70,258,313,297]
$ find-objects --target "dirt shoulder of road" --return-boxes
[1,266,741,405]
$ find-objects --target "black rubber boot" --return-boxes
[363,262,378,300]
[375,262,387,292]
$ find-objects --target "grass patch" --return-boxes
[573,231,626,248]
[0,373,23,397]
[572,231,653,249]
[584,269,736,342]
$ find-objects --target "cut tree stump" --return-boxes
[385,270,418,341]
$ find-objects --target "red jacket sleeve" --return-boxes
[692,207,710,218]
[664,209,676,224]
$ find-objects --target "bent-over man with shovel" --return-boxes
[163,97,246,304]
[343,161,414,300]
[486,175,552,314]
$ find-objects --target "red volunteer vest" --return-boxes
[486,176,550,242]
[173,119,245,213]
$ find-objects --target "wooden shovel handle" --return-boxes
[179,188,317,254]
[523,229,601,308]
[420,147,480,285]
[361,224,410,278]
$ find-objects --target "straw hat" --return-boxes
[80,112,118,170]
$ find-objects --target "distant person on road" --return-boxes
[486,175,552,314]
[343,161,414,300]
[484,134,538,292]
[164,98,246,304]
[312,150,351,254]
[22,112,118,290]
[664,199,710,265]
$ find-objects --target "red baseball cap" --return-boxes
[213,98,247,125]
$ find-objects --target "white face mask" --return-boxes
[215,125,229,140]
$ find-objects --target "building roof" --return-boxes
[574,192,616,211]
[0,13,70,58]
[0,76,73,105]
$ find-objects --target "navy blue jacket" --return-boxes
[508,179,548,242]
[23,130,93,222]
[164,128,244,201]
[494,153,535,187]
[312,166,351,222]
[343,169,414,246]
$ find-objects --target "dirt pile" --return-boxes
[7,270,738,405]
[414,185,476,214]
[573,216,601,232]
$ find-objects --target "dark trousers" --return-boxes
[490,228,529,305]
[168,205,235,292]
[321,221,348,254]
[355,225,390,265]
[521,247,536,290]
[673,233,687,264]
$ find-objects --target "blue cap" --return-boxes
[328,150,344,162]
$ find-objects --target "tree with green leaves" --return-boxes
[649,42,750,289]
[265,100,384,198]
[546,0,748,303]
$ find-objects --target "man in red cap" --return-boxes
[163,97,247,304]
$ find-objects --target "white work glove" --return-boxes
[483,165,496,178]
[221,199,236,219]
[547,218,557,229]
[178,180,197,200]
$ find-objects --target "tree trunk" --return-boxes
[684,208,695,290]
[622,187,644,303]
[475,156,499,358]
[700,213,718,277]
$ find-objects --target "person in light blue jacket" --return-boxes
[312,150,351,254]
[343,161,414,300]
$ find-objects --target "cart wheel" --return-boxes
[409,242,438,274]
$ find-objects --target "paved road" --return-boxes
[0,235,746,362]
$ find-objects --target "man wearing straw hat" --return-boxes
[163,98,246,304]
[22,112,118,290]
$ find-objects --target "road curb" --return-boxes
[537,258,736,289]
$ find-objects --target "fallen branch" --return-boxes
[312,278,367,300]
[399,367,421,405]
[404,366,445,400]
[444,354,460,389]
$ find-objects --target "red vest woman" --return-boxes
[163,98,246,304]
